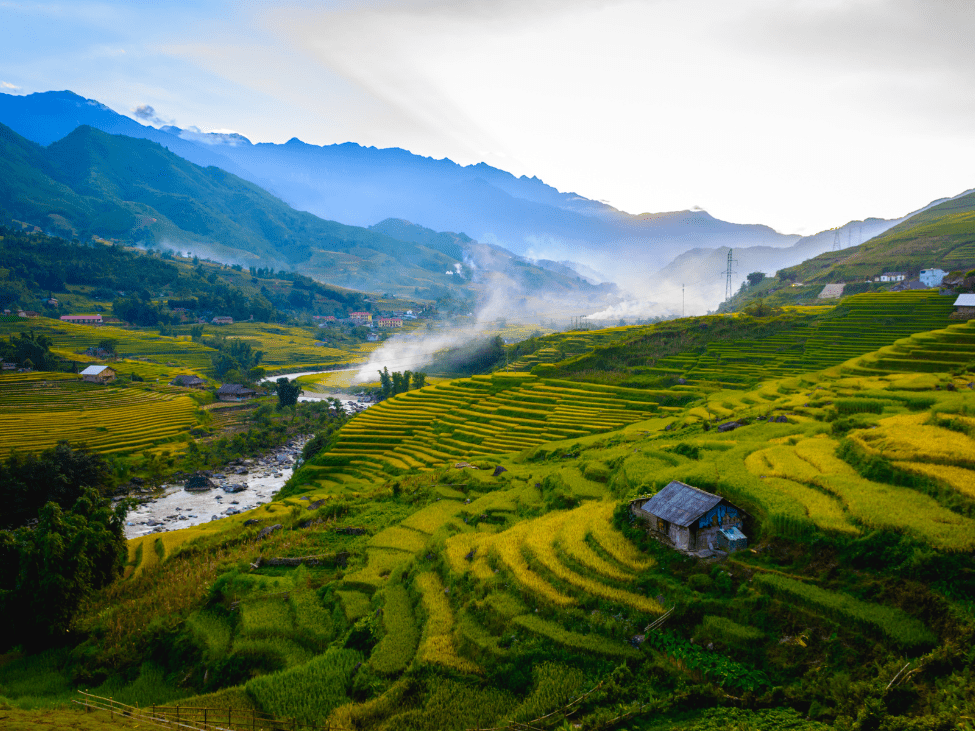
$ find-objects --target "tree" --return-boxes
[0,441,113,530]
[746,272,766,287]
[391,371,405,395]
[97,338,118,356]
[412,372,427,389]
[275,377,303,410]
[378,367,392,400]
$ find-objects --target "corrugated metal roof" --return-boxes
[80,365,111,376]
[720,526,746,541]
[640,480,723,527]
[954,294,975,307]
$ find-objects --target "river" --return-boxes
[124,369,376,540]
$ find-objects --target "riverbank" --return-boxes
[124,436,308,539]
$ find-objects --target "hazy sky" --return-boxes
[3,0,975,234]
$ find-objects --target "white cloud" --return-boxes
[1,81,21,90]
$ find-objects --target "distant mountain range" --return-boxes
[2,89,966,311]
[0,121,615,311]
[0,91,806,286]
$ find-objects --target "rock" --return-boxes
[308,499,327,510]
[717,421,742,433]
[775,415,789,423]
[258,524,283,539]
[222,483,247,493]
[243,519,260,526]
[185,473,217,492]
[492,465,507,477]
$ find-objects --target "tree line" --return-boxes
[377,367,427,400]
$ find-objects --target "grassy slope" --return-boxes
[768,190,975,288]
[5,301,975,729]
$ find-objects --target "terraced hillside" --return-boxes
[294,372,692,490]
[9,306,975,730]
[0,371,200,456]
[546,291,956,389]
[0,319,219,373]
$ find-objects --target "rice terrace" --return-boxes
[4,274,975,731]
[6,38,975,729]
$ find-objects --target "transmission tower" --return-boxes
[722,249,738,301]
[832,229,841,252]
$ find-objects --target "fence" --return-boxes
[73,690,350,731]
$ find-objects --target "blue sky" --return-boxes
[3,0,975,234]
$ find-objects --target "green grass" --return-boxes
[754,574,936,650]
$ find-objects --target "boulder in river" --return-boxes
[186,472,217,492]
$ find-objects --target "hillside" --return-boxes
[3,292,975,729]
[0,124,606,305]
[0,91,805,282]
[775,190,975,285]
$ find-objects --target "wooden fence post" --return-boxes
[110,697,113,720]
[204,707,208,728]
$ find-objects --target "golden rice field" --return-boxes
[0,371,200,456]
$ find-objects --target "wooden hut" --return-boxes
[630,480,746,553]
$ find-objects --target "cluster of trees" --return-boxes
[194,334,264,381]
[0,330,60,370]
[377,367,427,400]
[0,443,126,649]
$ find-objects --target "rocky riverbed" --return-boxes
[124,437,308,539]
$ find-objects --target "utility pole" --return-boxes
[722,249,738,301]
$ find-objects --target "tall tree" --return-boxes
[275,377,303,410]
[0,489,126,649]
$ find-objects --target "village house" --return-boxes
[80,365,117,384]
[919,268,948,288]
[1,361,16,370]
[951,294,975,320]
[630,480,747,554]
[348,311,373,324]
[377,317,403,328]
[211,316,234,325]
[170,374,206,389]
[874,272,907,283]
[216,383,260,401]
[18,310,39,318]
[61,314,103,325]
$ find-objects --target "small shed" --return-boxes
[81,365,117,384]
[715,526,748,553]
[630,480,745,553]
[952,294,975,320]
[171,374,206,389]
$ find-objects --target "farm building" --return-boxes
[952,294,975,320]
[377,317,403,328]
[349,311,373,323]
[171,374,206,389]
[630,481,746,553]
[211,316,234,325]
[80,365,117,384]
[875,272,906,283]
[216,383,260,401]
[62,314,104,325]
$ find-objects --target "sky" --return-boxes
[3,0,975,235]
